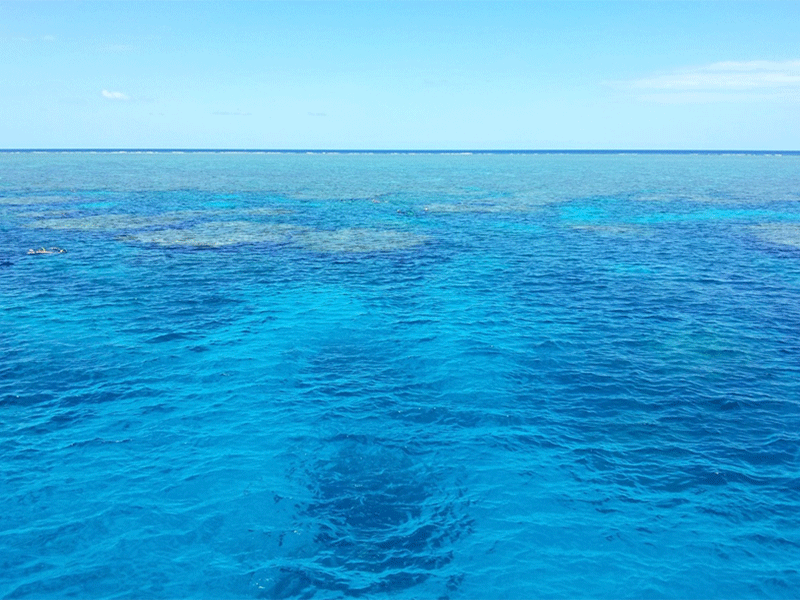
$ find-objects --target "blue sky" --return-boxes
[1,1,799,149]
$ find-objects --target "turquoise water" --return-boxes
[2,151,800,598]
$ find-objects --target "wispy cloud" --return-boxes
[103,44,135,53]
[633,60,800,90]
[620,60,800,103]
[102,89,129,100]
[8,35,55,43]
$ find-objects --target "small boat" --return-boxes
[27,247,66,255]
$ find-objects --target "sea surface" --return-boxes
[2,150,800,599]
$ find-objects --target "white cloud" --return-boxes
[102,89,129,100]
[103,44,135,52]
[212,110,252,116]
[633,60,800,91]
[619,60,800,103]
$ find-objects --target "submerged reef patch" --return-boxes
[120,221,301,247]
[422,202,532,214]
[296,228,428,253]
[28,213,188,231]
[570,224,642,235]
[23,208,424,253]
[753,223,800,248]
[0,195,79,206]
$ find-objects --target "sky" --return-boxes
[1,1,799,150]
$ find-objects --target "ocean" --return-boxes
[1,150,799,598]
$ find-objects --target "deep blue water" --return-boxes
[2,151,800,599]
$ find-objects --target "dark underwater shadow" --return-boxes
[249,433,473,599]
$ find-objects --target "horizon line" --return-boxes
[1,148,798,154]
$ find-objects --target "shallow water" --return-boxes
[2,151,800,598]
